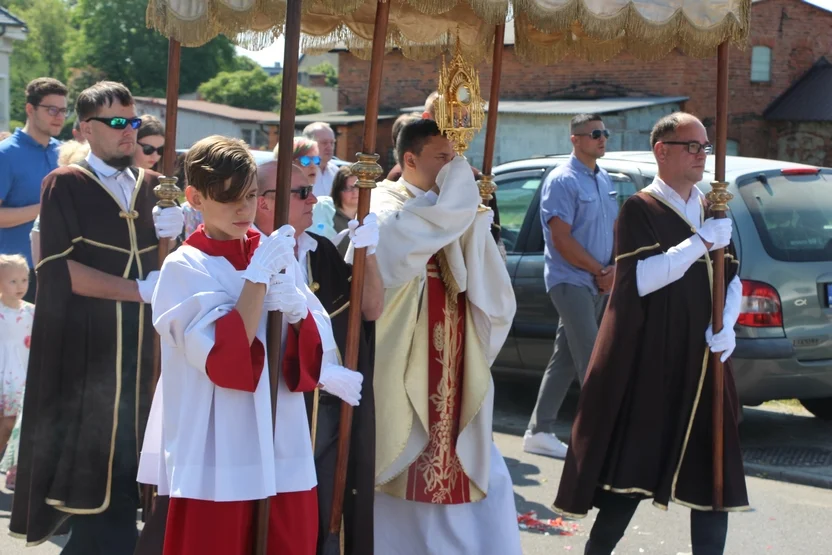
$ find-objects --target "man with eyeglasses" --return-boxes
[524,113,618,460]
[303,122,340,198]
[10,81,184,554]
[254,159,383,555]
[553,112,747,555]
[0,77,68,302]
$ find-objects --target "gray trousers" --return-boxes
[527,283,607,435]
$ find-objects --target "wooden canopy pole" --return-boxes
[328,0,391,539]
[706,41,732,511]
[142,37,182,519]
[480,23,505,242]
[480,23,504,181]
[253,0,303,552]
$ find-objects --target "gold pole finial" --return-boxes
[154,175,181,208]
[706,181,733,213]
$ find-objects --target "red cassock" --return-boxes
[159,229,323,555]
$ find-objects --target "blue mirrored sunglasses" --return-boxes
[298,155,321,167]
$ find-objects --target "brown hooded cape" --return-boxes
[10,162,159,545]
[553,191,750,518]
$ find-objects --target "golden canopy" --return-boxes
[146,0,751,63]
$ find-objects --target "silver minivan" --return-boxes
[491,153,832,419]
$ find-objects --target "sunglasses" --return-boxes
[36,104,72,118]
[262,185,314,200]
[85,116,143,130]
[138,142,164,156]
[298,155,321,167]
[574,129,611,140]
[662,141,713,155]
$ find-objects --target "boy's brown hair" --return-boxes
[185,135,257,203]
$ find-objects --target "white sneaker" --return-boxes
[523,430,569,459]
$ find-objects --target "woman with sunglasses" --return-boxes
[133,115,165,171]
[273,136,321,188]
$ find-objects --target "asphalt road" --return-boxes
[503,431,832,555]
[2,432,830,555]
[2,379,830,554]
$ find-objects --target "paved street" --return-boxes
[1,380,831,554]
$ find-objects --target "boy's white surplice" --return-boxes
[138,244,337,502]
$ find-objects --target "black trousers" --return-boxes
[585,490,729,555]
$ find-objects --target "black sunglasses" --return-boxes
[298,155,321,167]
[138,142,164,156]
[662,141,713,155]
[85,116,142,130]
[262,185,314,200]
[574,129,610,140]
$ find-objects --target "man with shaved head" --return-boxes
[255,160,383,555]
[552,112,747,555]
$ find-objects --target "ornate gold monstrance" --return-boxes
[435,36,493,208]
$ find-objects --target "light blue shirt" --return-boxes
[0,129,61,266]
[540,154,618,294]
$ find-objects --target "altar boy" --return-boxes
[139,136,363,555]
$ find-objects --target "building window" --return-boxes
[751,46,771,82]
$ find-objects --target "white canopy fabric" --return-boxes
[146,0,750,63]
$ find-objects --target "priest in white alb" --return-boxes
[364,119,521,554]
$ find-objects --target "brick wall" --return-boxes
[336,0,832,163]
[333,118,396,173]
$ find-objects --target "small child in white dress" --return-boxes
[0,254,34,476]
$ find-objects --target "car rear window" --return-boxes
[738,171,832,262]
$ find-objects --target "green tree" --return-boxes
[274,74,323,115]
[292,85,323,115]
[308,62,338,87]
[66,0,242,97]
[7,0,75,123]
[198,68,323,115]
[198,68,280,112]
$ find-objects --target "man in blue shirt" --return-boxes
[524,114,619,458]
[0,77,68,302]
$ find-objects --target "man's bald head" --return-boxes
[649,112,703,148]
[423,91,440,120]
[256,160,308,196]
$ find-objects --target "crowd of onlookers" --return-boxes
[0,75,372,494]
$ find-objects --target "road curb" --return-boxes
[494,422,832,491]
[743,462,832,490]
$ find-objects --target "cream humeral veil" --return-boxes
[366,156,516,501]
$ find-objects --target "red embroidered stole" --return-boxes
[404,255,471,504]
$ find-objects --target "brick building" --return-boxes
[333,0,832,167]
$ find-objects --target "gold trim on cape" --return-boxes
[615,242,660,262]
[44,165,150,516]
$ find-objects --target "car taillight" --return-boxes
[738,280,783,328]
[781,167,820,176]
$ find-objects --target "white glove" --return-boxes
[698,218,732,251]
[152,205,185,240]
[483,208,495,228]
[706,324,736,363]
[137,271,160,304]
[242,225,296,285]
[264,273,308,324]
[347,213,379,255]
[319,363,364,406]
